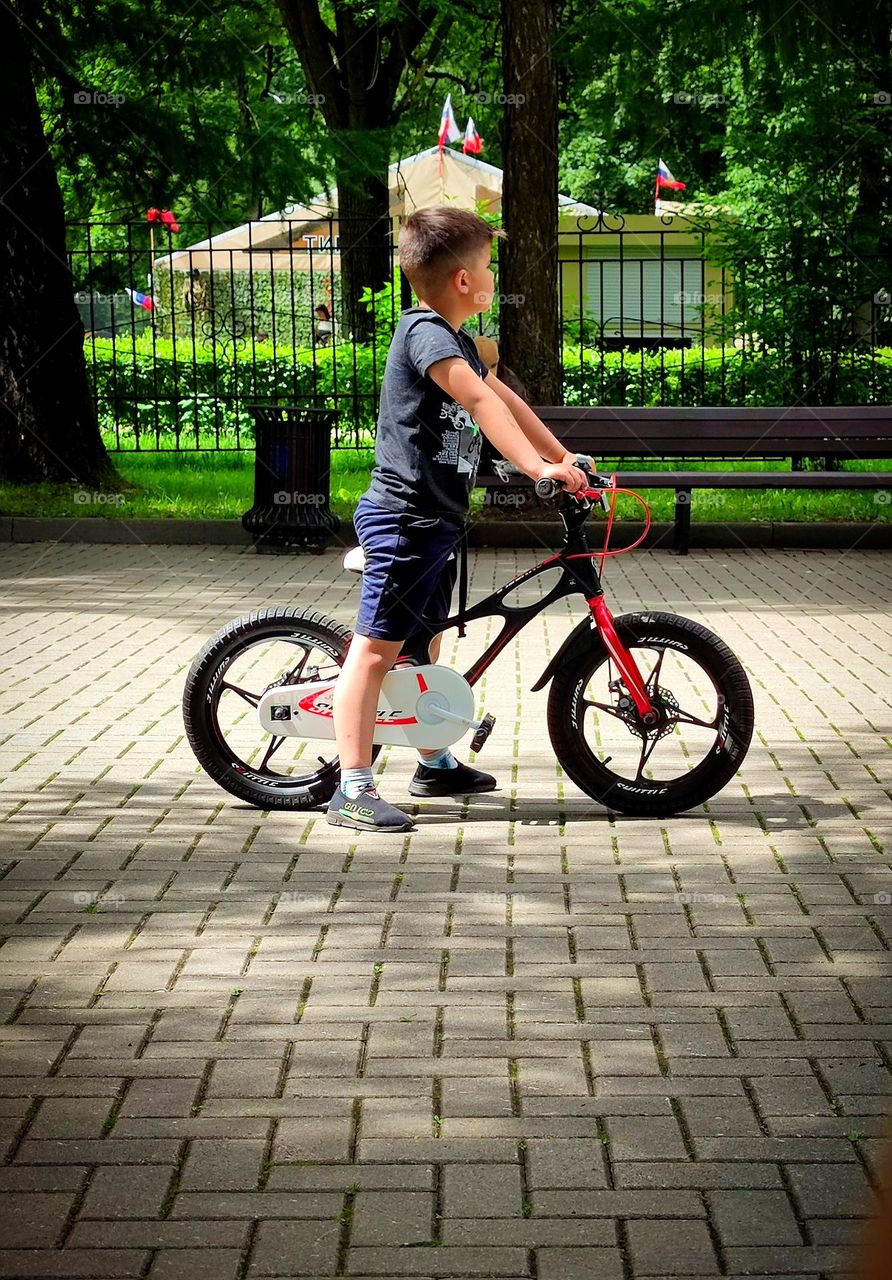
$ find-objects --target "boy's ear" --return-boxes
[450,266,470,295]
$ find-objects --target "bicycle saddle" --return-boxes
[342,545,456,574]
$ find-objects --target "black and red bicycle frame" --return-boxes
[395,478,659,725]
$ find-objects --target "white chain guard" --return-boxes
[256,663,476,748]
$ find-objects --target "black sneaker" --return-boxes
[326,785,415,833]
[408,759,498,797]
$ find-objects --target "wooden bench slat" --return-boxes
[475,404,892,553]
[530,405,892,422]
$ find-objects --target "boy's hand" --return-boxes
[539,461,588,493]
[561,450,597,474]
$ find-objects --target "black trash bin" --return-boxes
[242,404,341,552]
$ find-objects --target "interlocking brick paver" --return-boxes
[627,1218,719,1274]
[1,543,890,1277]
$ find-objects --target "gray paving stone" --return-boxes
[441,1162,523,1218]
[248,1219,342,1275]
[626,1218,719,1274]
[0,544,889,1278]
[149,1248,244,1279]
[0,1191,74,1247]
[349,1191,434,1246]
[708,1189,803,1246]
[79,1164,172,1218]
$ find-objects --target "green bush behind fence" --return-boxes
[88,335,892,450]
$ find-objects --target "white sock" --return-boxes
[417,748,458,770]
[340,766,377,798]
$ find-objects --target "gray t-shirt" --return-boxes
[363,306,489,521]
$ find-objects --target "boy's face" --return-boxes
[449,242,495,315]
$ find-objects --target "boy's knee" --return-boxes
[346,634,403,673]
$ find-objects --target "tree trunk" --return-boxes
[499,0,561,405]
[334,149,393,343]
[851,10,891,344]
[276,0,436,345]
[0,4,114,485]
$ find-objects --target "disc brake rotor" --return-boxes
[614,686,680,741]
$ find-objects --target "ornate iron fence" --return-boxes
[68,214,892,452]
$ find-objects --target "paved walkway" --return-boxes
[0,543,889,1279]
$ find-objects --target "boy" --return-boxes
[327,206,588,833]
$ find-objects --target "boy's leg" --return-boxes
[416,630,444,762]
[406,548,497,795]
[332,632,403,769]
[328,632,416,832]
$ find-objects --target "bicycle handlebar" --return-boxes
[534,465,614,502]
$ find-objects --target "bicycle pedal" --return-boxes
[469,713,496,753]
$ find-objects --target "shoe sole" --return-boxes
[325,811,415,833]
[408,779,498,797]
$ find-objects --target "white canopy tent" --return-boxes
[153,146,600,275]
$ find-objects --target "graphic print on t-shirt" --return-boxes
[433,400,482,479]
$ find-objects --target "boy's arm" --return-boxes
[425,357,586,489]
[484,369,596,469]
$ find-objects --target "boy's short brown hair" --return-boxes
[398,206,506,296]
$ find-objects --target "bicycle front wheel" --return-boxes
[547,611,754,817]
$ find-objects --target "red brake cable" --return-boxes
[569,475,652,578]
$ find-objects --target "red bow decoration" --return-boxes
[146,207,180,233]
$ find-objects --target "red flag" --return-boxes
[147,207,179,233]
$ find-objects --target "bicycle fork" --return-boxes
[562,546,658,727]
[587,594,657,726]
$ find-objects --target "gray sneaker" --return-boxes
[326,785,415,833]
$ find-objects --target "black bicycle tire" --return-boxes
[547,611,754,817]
[182,606,380,810]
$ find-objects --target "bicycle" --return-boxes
[182,465,754,817]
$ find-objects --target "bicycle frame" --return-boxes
[395,486,658,724]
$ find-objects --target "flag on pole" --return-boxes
[462,116,482,155]
[656,159,686,190]
[437,94,461,176]
[654,158,686,215]
[126,288,155,312]
[438,94,462,148]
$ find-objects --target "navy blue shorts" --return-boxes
[352,494,463,643]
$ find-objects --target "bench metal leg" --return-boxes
[673,488,692,555]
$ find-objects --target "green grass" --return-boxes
[0,450,889,523]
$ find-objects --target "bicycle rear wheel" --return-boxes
[182,606,381,810]
[547,611,754,817]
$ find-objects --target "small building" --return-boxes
[153,148,729,348]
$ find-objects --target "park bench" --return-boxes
[475,405,892,553]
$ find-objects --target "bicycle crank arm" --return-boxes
[423,703,486,729]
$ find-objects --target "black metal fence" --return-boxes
[68,214,892,452]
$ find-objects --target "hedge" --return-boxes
[87,334,892,450]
